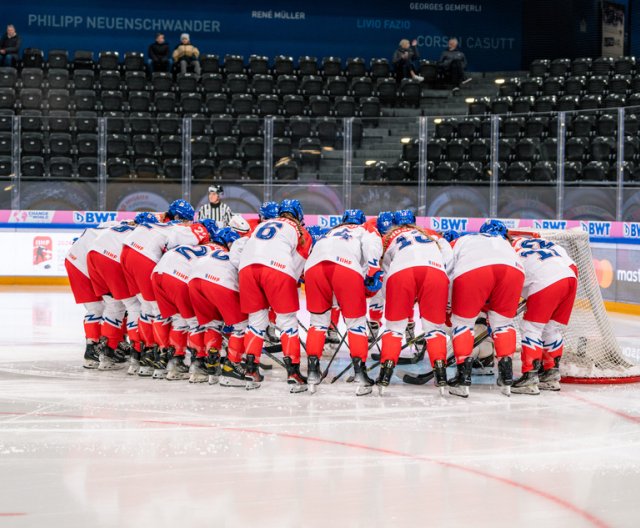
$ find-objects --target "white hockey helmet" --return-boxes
[229,214,250,236]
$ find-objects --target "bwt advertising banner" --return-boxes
[5,0,522,70]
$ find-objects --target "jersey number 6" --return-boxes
[256,221,283,240]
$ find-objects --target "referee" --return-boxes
[196,184,233,226]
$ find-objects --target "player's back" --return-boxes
[383,226,450,277]
[190,243,240,291]
[239,218,302,278]
[124,222,207,262]
[92,223,136,262]
[512,237,576,296]
[154,244,211,283]
[452,233,522,279]
[66,228,102,275]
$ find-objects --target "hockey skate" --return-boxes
[166,354,190,380]
[284,357,308,393]
[138,346,156,377]
[205,349,222,385]
[433,359,448,396]
[151,347,170,379]
[98,341,128,371]
[496,356,513,396]
[375,360,395,396]
[307,356,321,394]
[448,357,474,398]
[127,350,141,375]
[512,366,541,395]
[472,352,495,376]
[539,357,561,391]
[220,357,246,387]
[352,357,374,396]
[244,354,264,390]
[83,342,100,369]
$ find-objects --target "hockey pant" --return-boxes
[451,264,525,364]
[305,262,368,361]
[189,278,248,362]
[382,266,449,366]
[240,265,301,363]
[520,276,578,372]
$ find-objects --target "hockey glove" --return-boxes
[364,270,384,293]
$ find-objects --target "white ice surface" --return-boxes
[1,286,640,528]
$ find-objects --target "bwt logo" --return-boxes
[318,215,342,228]
[430,217,468,231]
[623,223,640,238]
[73,211,118,224]
[533,220,567,230]
[580,221,611,236]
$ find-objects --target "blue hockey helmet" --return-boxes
[307,225,327,245]
[278,199,304,222]
[167,199,195,221]
[259,201,279,221]
[134,211,159,225]
[441,230,460,243]
[341,209,366,225]
[199,219,218,239]
[479,219,508,238]
[394,209,416,226]
[213,227,240,248]
[376,211,394,235]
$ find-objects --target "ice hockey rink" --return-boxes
[1,286,639,528]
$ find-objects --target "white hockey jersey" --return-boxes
[123,222,209,263]
[239,217,312,280]
[65,228,103,276]
[90,223,137,263]
[512,237,577,297]
[451,233,524,280]
[381,226,452,279]
[190,243,241,292]
[153,244,214,284]
[305,223,383,277]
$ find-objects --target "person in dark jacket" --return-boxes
[438,38,470,93]
[392,39,424,83]
[0,25,21,67]
[148,33,170,72]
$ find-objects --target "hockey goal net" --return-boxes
[512,228,640,384]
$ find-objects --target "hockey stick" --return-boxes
[329,329,386,384]
[397,300,527,385]
[320,322,349,381]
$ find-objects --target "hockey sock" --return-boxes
[188,330,205,357]
[126,325,142,352]
[331,307,341,326]
[493,326,517,358]
[227,335,245,363]
[138,313,154,347]
[520,340,543,373]
[102,320,124,350]
[542,342,563,370]
[380,330,402,364]
[425,329,447,365]
[204,328,223,352]
[452,325,474,364]
[281,332,301,363]
[169,329,188,356]
[152,317,172,349]
[348,330,369,362]
[306,326,327,358]
[83,301,104,341]
[244,328,264,361]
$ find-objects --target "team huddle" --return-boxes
[65,198,578,398]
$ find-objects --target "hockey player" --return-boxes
[238,199,312,391]
[448,219,525,398]
[150,220,218,380]
[86,212,159,371]
[376,210,452,394]
[247,201,279,232]
[367,212,395,346]
[510,235,578,394]
[304,209,383,395]
[120,200,210,377]
[65,227,108,368]
[189,227,247,386]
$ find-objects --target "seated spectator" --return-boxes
[438,38,470,93]
[392,39,423,83]
[0,24,20,67]
[148,33,170,72]
[172,33,201,76]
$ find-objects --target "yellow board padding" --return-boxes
[0,276,70,286]
[604,301,640,315]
